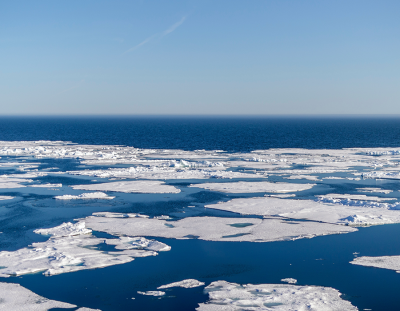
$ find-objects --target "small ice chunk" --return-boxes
[137,291,165,296]
[107,237,171,252]
[158,279,205,289]
[281,278,297,284]
[357,187,393,194]
[54,192,115,200]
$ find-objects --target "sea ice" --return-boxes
[54,192,115,200]
[30,183,62,188]
[281,278,297,284]
[34,221,92,237]
[72,180,180,193]
[0,196,14,201]
[84,213,355,243]
[157,279,205,289]
[189,181,315,193]
[0,222,170,277]
[317,194,394,202]
[205,196,400,226]
[356,187,393,194]
[350,255,400,273]
[137,291,166,296]
[0,282,101,310]
[196,280,358,310]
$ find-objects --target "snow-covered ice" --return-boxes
[281,278,297,284]
[0,196,14,201]
[0,282,101,310]
[357,187,393,194]
[84,213,356,243]
[72,180,180,193]
[350,255,400,273]
[196,280,358,311]
[30,183,62,188]
[157,279,205,289]
[189,181,315,193]
[34,221,92,237]
[0,222,170,277]
[54,192,115,200]
[137,291,166,296]
[205,196,400,226]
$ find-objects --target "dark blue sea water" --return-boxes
[1,116,400,151]
[2,116,400,311]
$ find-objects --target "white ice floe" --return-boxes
[0,176,33,189]
[0,282,101,310]
[137,291,165,296]
[284,174,321,181]
[84,213,355,243]
[196,280,358,311]
[281,278,297,284]
[357,187,393,194]
[72,180,180,194]
[30,183,62,188]
[350,255,400,273]
[0,196,14,201]
[67,167,260,180]
[189,181,315,193]
[317,193,394,202]
[34,221,92,237]
[158,279,205,289]
[0,223,170,277]
[54,192,115,200]
[205,196,400,226]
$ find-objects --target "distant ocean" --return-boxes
[1,116,400,150]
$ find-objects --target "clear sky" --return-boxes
[1,0,399,115]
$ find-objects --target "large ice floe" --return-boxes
[83,212,355,243]
[350,255,400,273]
[196,280,358,311]
[189,181,315,193]
[0,221,170,277]
[72,180,180,193]
[0,282,100,310]
[205,196,400,226]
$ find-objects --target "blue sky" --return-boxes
[1,0,399,115]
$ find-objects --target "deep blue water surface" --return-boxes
[1,116,400,151]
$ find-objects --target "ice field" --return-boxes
[3,139,400,309]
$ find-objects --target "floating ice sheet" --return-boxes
[158,279,205,289]
[30,183,62,188]
[54,192,115,200]
[281,278,297,284]
[0,282,101,310]
[205,196,400,226]
[357,187,393,194]
[34,221,92,237]
[189,181,315,193]
[72,180,180,193]
[317,194,394,202]
[350,255,400,273]
[0,196,14,201]
[0,223,170,277]
[197,280,358,311]
[84,213,355,243]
